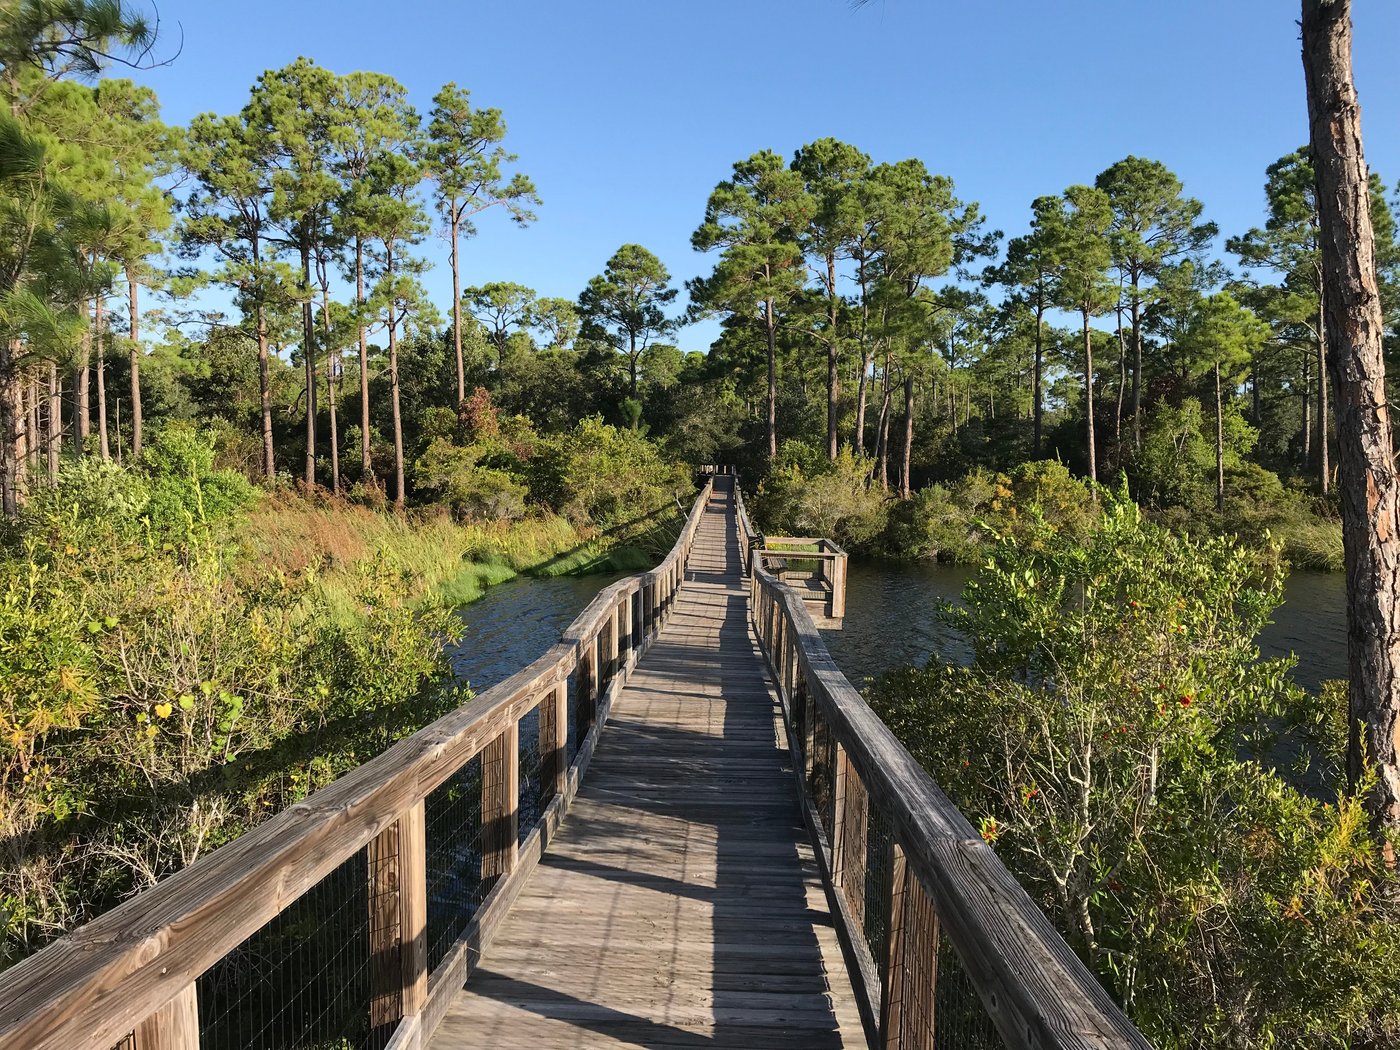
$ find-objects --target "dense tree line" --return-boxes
[4,6,1398,532]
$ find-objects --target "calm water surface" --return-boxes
[444,561,1348,701]
[446,572,626,692]
[821,561,1348,694]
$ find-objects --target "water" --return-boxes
[822,560,1348,695]
[443,559,1348,701]
[446,571,627,693]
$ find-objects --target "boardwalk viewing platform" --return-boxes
[0,474,1150,1050]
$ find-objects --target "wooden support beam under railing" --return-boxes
[540,681,567,805]
[132,985,198,1050]
[480,722,519,884]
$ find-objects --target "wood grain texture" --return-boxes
[430,478,863,1050]
[132,983,197,1050]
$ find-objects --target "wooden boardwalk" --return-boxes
[431,482,864,1048]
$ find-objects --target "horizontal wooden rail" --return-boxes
[742,479,1147,1049]
[0,480,715,1050]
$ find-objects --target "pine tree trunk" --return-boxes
[901,373,914,499]
[1214,360,1226,513]
[95,295,109,461]
[1302,347,1313,461]
[450,209,465,406]
[387,243,405,513]
[854,265,871,456]
[1318,292,1331,494]
[1130,287,1143,447]
[356,237,373,482]
[764,296,777,465]
[1033,303,1044,457]
[301,244,317,489]
[46,361,59,484]
[2,340,20,515]
[629,332,639,401]
[321,286,340,496]
[875,352,891,490]
[27,373,39,476]
[1083,309,1097,485]
[76,300,90,453]
[826,252,839,461]
[128,274,142,457]
[256,303,275,480]
[1114,307,1126,452]
[1302,0,1400,846]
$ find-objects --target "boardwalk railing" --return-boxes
[755,535,848,624]
[734,481,1150,1050]
[0,480,715,1050]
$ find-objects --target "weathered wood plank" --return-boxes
[131,984,197,1050]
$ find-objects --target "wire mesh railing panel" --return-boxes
[564,669,580,766]
[423,754,485,972]
[933,932,1008,1049]
[196,848,385,1050]
[895,868,939,1050]
[838,759,870,929]
[864,800,897,988]
[517,707,543,844]
[810,701,835,844]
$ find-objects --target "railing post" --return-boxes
[642,577,655,639]
[480,722,519,885]
[832,742,849,876]
[540,681,567,803]
[618,592,633,668]
[368,800,427,1038]
[577,634,597,738]
[881,848,939,1050]
[133,983,199,1050]
[831,549,848,620]
[606,604,620,686]
[833,749,868,929]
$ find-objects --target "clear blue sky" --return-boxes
[130,1,1400,349]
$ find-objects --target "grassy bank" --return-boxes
[243,495,682,621]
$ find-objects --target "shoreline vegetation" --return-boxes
[858,494,1399,1048]
[0,418,688,968]
[752,446,1344,573]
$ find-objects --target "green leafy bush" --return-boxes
[0,465,463,967]
[751,450,889,550]
[525,415,690,533]
[868,490,1400,1047]
[413,439,529,522]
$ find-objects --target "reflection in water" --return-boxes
[445,561,1348,700]
[447,572,626,692]
[822,561,1348,694]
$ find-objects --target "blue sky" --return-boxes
[130,1,1400,349]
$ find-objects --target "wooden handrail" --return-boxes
[0,479,716,1050]
[746,494,1148,1048]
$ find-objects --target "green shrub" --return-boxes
[751,450,888,551]
[0,499,463,966]
[526,416,690,533]
[140,423,257,534]
[868,490,1400,1046]
[413,439,528,522]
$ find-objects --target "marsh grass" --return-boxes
[242,495,678,621]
